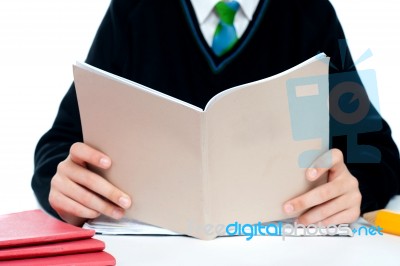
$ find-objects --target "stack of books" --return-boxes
[0,209,115,265]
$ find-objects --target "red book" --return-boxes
[0,251,116,266]
[0,238,105,260]
[0,210,95,248]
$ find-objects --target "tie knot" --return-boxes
[215,1,240,25]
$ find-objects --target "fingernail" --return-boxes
[112,208,124,219]
[284,204,294,213]
[100,158,110,167]
[119,196,131,209]
[307,168,318,180]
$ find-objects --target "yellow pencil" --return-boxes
[363,209,400,236]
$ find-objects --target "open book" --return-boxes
[74,53,330,240]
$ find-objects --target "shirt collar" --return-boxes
[191,0,260,24]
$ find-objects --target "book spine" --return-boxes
[200,112,212,239]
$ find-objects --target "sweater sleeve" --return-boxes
[31,0,135,217]
[310,0,400,214]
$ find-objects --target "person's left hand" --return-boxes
[283,148,362,225]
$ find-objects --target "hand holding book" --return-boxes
[51,143,361,235]
[49,142,132,226]
[284,148,361,226]
[48,53,362,239]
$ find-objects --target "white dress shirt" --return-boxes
[190,0,260,46]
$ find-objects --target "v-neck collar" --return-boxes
[191,0,259,24]
[180,0,270,72]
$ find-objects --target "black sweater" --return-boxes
[32,0,400,218]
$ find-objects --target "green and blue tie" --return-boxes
[211,1,240,57]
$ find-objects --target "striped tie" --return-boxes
[211,1,240,57]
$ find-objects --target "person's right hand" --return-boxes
[49,142,132,226]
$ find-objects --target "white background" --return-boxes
[0,0,399,215]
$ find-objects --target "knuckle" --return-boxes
[70,142,103,166]
[50,175,57,187]
[86,210,101,219]
[348,208,360,223]
[356,191,362,203]
[80,171,96,187]
[73,208,86,219]
[331,148,344,162]
[353,190,362,204]
[69,142,82,155]
[56,161,68,174]
[49,190,62,210]
[79,172,106,193]
[299,214,312,225]
[344,176,359,193]
[318,187,331,200]
[50,173,64,189]
[349,176,359,188]
[294,198,307,211]
[319,207,331,220]
[73,167,92,184]
[95,201,116,218]
[80,191,97,207]
[107,189,121,204]
[76,208,99,219]
[48,191,57,207]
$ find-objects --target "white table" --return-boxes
[96,196,400,266]
[97,227,400,266]
[2,189,399,266]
